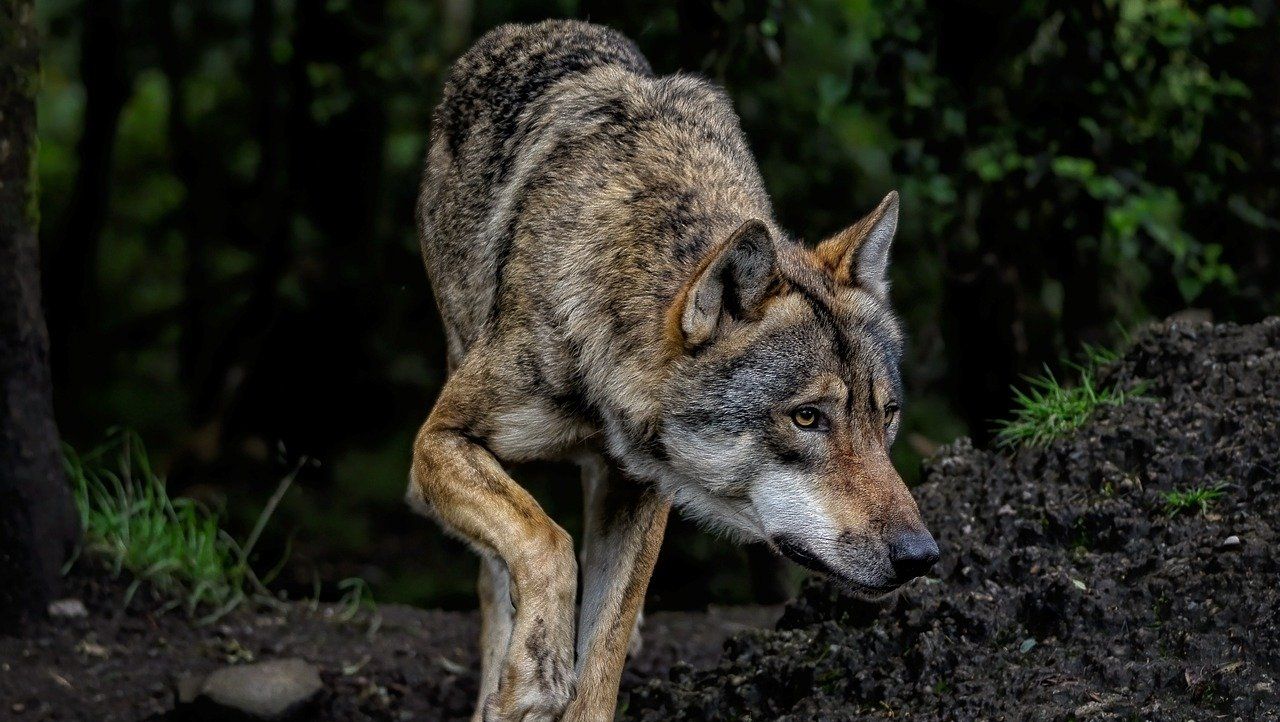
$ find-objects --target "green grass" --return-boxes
[1162,484,1227,517]
[994,344,1140,448]
[65,430,301,623]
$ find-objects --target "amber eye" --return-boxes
[791,407,822,430]
[884,402,900,428]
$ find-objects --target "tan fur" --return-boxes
[563,456,670,721]
[816,190,900,288]
[409,20,935,720]
[411,364,579,719]
[474,557,514,722]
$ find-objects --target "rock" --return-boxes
[75,638,109,659]
[1220,535,1242,549]
[182,658,323,721]
[47,599,87,619]
[176,673,205,705]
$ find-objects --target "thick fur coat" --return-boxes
[411,20,937,721]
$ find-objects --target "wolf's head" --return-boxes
[657,191,937,596]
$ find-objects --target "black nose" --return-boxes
[887,530,940,582]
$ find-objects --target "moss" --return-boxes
[1,0,41,229]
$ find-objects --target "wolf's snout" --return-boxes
[771,534,831,575]
[887,530,939,582]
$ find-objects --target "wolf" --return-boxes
[409,19,939,721]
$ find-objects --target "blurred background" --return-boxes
[35,0,1278,608]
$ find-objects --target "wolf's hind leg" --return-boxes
[409,383,577,722]
[627,608,644,658]
[472,556,514,722]
[563,454,670,722]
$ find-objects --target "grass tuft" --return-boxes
[1162,484,1227,517]
[336,577,376,621]
[65,430,299,623]
[994,344,1139,448]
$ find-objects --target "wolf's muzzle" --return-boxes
[771,534,834,576]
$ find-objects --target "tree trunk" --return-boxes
[0,0,80,634]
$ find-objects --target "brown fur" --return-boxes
[408,20,935,721]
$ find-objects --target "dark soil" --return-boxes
[6,318,1278,721]
[0,570,778,721]
[626,318,1280,721]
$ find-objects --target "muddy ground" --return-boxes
[4,318,1278,721]
[0,569,779,721]
[627,318,1280,721]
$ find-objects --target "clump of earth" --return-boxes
[625,317,1280,720]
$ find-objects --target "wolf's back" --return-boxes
[418,21,653,359]
[435,20,651,163]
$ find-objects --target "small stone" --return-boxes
[193,658,322,720]
[176,673,205,705]
[1221,535,1242,548]
[74,639,109,659]
[47,599,87,619]
[47,670,72,690]
[11,702,25,714]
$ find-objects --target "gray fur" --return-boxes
[412,20,935,719]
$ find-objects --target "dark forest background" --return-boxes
[34,0,1279,608]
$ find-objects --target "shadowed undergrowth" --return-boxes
[63,430,339,623]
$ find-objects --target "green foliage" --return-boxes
[1162,483,1227,517]
[869,0,1267,317]
[33,0,1279,606]
[995,345,1137,448]
[65,430,297,622]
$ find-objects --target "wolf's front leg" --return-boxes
[472,556,514,722]
[410,420,577,721]
[563,455,670,721]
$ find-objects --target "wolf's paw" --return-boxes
[485,649,576,722]
[482,683,575,722]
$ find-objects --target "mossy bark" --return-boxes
[0,0,80,634]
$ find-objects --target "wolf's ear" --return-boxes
[815,190,898,296]
[675,219,777,349]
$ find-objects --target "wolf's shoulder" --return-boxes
[461,20,651,76]
[435,20,652,153]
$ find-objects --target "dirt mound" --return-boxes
[626,318,1280,721]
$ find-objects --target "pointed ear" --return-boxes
[673,219,777,349]
[814,190,899,296]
